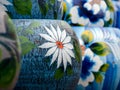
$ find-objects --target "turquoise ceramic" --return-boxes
[63,0,115,27]
[0,14,21,89]
[72,26,120,90]
[13,19,82,90]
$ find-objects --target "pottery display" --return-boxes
[13,19,82,90]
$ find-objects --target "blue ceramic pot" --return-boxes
[0,14,21,89]
[63,0,115,27]
[7,0,63,19]
[72,26,120,90]
[13,19,82,90]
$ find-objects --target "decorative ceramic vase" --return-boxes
[0,14,21,89]
[7,0,63,19]
[13,19,82,90]
[63,0,115,27]
[71,26,120,90]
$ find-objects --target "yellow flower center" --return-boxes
[56,41,63,49]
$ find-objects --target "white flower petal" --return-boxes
[57,49,62,68]
[78,78,89,87]
[50,48,59,65]
[63,36,71,44]
[78,17,89,26]
[40,34,56,42]
[97,19,104,27]
[71,16,79,24]
[62,50,67,71]
[70,6,79,18]
[78,72,94,87]
[87,72,94,82]
[100,1,107,12]
[61,30,67,42]
[85,48,94,59]
[38,42,56,48]
[63,49,72,65]
[91,56,103,72]
[92,4,100,15]
[104,10,111,21]
[50,25,58,41]
[57,25,62,41]
[44,26,56,40]
[45,46,57,56]
[64,43,73,50]
[84,2,92,11]
[64,47,75,58]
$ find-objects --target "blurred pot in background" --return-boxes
[0,3,21,89]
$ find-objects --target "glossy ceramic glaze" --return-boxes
[72,26,120,90]
[7,0,63,19]
[63,0,115,27]
[0,14,21,90]
[13,19,82,90]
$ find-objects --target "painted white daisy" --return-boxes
[0,0,12,12]
[39,25,75,71]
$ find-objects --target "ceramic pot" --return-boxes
[0,14,21,90]
[63,0,114,27]
[72,26,120,90]
[7,0,63,19]
[13,19,82,90]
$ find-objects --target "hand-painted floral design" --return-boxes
[0,0,12,12]
[63,0,114,26]
[78,48,103,87]
[39,25,75,71]
[72,28,118,87]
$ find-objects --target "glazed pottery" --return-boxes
[71,26,120,90]
[0,14,21,89]
[63,0,115,27]
[7,0,63,19]
[13,19,82,90]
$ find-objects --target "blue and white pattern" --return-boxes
[78,48,103,87]
[64,0,114,26]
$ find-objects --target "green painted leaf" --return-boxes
[27,21,41,29]
[100,64,109,72]
[90,42,111,56]
[54,67,64,80]
[104,18,113,27]
[19,36,35,55]
[0,58,16,87]
[13,0,32,15]
[81,30,93,44]
[38,1,49,16]
[22,29,33,36]
[73,39,82,62]
[93,72,103,83]
[105,0,114,12]
[66,66,73,75]
[66,14,71,21]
